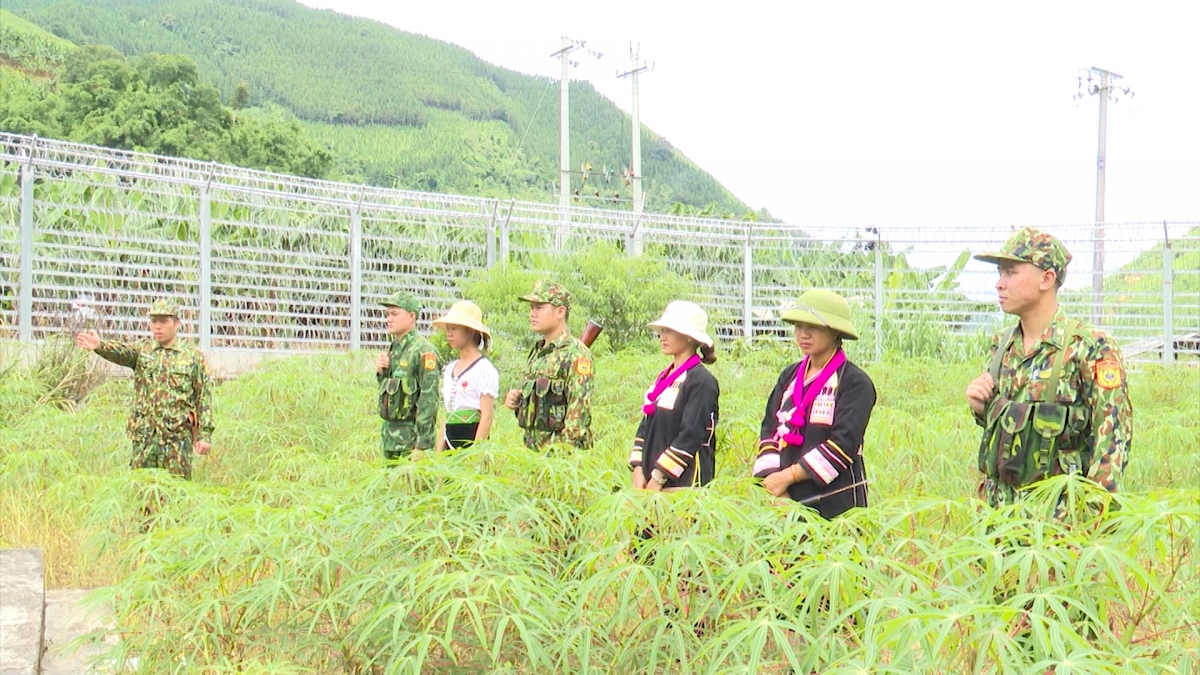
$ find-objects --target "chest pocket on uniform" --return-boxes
[519,376,568,432]
[380,376,414,420]
[996,402,1034,485]
[168,364,192,389]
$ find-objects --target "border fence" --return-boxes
[1,133,1197,364]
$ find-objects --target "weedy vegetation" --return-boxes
[1,337,1197,673]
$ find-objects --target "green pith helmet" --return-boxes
[779,289,859,340]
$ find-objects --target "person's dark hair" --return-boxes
[698,342,717,365]
[472,329,491,353]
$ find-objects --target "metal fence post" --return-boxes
[499,200,514,267]
[554,203,566,252]
[485,199,498,269]
[743,229,753,338]
[349,201,363,351]
[17,155,34,342]
[1162,222,1174,366]
[198,186,212,350]
[874,228,884,362]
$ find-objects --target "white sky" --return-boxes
[297,0,1199,238]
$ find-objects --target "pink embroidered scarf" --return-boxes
[776,349,845,446]
[642,354,701,415]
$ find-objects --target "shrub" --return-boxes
[458,242,694,362]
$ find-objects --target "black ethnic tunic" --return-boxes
[629,365,720,488]
[758,360,876,518]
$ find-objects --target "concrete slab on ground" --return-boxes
[0,549,44,675]
[41,590,118,675]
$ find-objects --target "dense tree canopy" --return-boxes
[0,42,332,178]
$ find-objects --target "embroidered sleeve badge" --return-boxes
[1095,359,1122,390]
[574,357,593,377]
[422,353,437,371]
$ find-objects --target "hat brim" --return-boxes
[432,312,491,338]
[148,312,178,318]
[972,252,1027,267]
[518,294,565,306]
[380,302,420,312]
[779,308,859,340]
[647,318,714,348]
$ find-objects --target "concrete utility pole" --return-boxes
[551,37,578,221]
[549,37,602,249]
[1081,66,1130,326]
[617,43,653,255]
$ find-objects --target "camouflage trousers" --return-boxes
[381,420,419,460]
[131,438,193,480]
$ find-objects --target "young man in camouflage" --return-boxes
[966,227,1133,508]
[503,280,594,451]
[75,298,214,479]
[376,291,440,460]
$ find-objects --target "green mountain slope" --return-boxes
[0,8,75,73]
[5,0,759,214]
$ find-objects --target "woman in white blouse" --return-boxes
[433,301,500,451]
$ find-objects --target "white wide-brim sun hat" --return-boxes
[432,300,491,338]
[647,300,713,348]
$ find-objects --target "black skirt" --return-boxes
[445,422,479,450]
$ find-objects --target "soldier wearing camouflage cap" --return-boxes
[503,280,594,451]
[376,291,441,460]
[75,297,214,479]
[966,227,1133,509]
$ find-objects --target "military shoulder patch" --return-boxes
[422,352,437,371]
[1095,358,1122,390]
[573,357,593,377]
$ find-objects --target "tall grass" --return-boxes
[1,350,1196,672]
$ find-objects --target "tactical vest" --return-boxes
[516,369,568,434]
[977,320,1093,487]
[379,337,430,422]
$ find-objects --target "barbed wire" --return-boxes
[1,133,1196,360]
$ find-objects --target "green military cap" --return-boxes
[518,280,571,308]
[974,226,1073,281]
[780,289,859,340]
[380,291,422,313]
[148,298,180,317]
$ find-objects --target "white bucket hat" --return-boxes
[647,301,713,348]
[432,300,491,338]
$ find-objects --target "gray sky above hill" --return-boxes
[300,0,1198,239]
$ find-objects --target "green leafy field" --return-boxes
[1,343,1197,673]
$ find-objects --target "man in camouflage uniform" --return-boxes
[376,291,440,460]
[503,280,594,451]
[966,227,1133,508]
[75,298,214,479]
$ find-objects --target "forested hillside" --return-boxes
[4,0,761,216]
[0,11,334,177]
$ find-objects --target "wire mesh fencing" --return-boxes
[1,132,1196,364]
